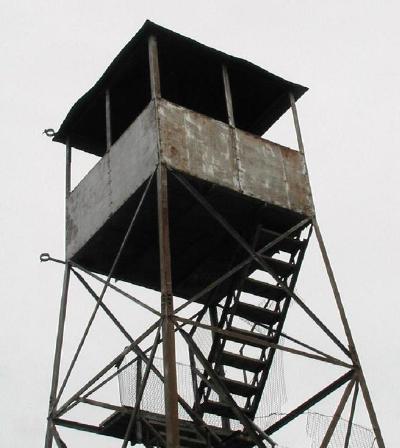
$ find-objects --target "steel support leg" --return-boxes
[289,92,385,447]
[314,219,386,448]
[44,263,71,448]
[157,163,180,448]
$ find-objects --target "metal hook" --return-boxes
[40,253,66,265]
[43,128,56,137]
[40,253,51,262]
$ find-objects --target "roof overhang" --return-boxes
[54,20,308,156]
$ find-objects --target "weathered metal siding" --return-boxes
[236,130,313,216]
[159,100,313,216]
[158,100,239,191]
[67,99,313,259]
[66,101,158,259]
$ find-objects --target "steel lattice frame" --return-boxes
[42,34,386,448]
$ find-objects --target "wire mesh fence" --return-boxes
[117,313,376,447]
[306,412,377,448]
[118,355,376,447]
[118,346,287,431]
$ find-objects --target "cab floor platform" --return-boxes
[100,409,256,448]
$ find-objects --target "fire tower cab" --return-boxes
[54,20,313,300]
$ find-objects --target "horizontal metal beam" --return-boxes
[70,263,161,317]
[53,418,101,435]
[79,397,128,414]
[174,316,352,369]
[42,254,161,317]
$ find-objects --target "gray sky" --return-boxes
[1,1,399,447]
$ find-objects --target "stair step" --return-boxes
[225,326,276,349]
[200,400,250,420]
[234,302,281,326]
[220,351,265,373]
[242,278,286,302]
[219,376,258,397]
[259,228,304,255]
[257,256,295,277]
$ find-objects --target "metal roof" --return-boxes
[54,20,308,156]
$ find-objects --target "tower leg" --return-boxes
[314,220,386,448]
[44,263,71,448]
[289,92,385,448]
[45,141,72,448]
[157,163,180,448]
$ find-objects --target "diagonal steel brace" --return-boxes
[171,170,351,358]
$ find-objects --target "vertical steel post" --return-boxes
[222,64,242,193]
[157,163,180,448]
[105,89,112,151]
[148,35,161,100]
[44,140,72,448]
[289,92,385,448]
[149,34,180,448]
[222,64,235,127]
[65,141,72,203]
[289,93,305,156]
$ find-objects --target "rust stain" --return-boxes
[158,99,314,216]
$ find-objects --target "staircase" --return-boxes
[196,222,311,425]
[108,221,312,447]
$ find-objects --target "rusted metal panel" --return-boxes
[159,99,313,216]
[66,102,158,259]
[237,131,314,216]
[159,100,238,191]
[281,147,313,215]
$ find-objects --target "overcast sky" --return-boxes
[1,1,399,447]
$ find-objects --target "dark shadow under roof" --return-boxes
[54,20,308,156]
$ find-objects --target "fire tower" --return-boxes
[42,21,385,448]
